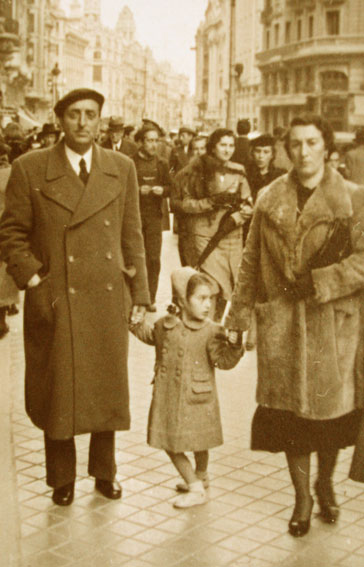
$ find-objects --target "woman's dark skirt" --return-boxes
[252,405,362,455]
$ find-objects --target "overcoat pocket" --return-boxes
[25,275,54,327]
[188,369,213,404]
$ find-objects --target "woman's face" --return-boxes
[328,151,340,170]
[213,135,235,162]
[288,124,326,180]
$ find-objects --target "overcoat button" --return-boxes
[69,287,76,295]
[162,347,168,354]
[68,255,74,263]
[105,251,112,260]
[176,369,181,376]
[34,187,40,192]
[178,348,184,357]
[106,283,113,291]
[104,219,111,226]
[161,365,167,372]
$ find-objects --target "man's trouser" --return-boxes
[141,214,163,304]
[44,431,116,488]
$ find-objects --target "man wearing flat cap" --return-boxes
[0,88,150,506]
[101,116,137,158]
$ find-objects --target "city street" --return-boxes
[2,230,364,567]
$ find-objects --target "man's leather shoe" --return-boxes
[52,482,74,506]
[95,478,122,500]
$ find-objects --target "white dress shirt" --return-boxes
[65,144,93,176]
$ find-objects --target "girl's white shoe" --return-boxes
[173,481,207,508]
[176,473,209,493]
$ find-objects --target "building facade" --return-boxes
[0,0,192,129]
[258,0,364,132]
[195,0,263,131]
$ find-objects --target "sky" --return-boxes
[64,1,208,91]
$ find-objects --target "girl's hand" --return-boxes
[130,305,146,325]
[227,330,243,347]
[152,185,164,196]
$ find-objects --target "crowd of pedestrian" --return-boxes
[1,88,364,542]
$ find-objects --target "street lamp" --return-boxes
[51,62,61,110]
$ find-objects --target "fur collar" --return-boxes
[258,166,353,244]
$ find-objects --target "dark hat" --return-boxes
[108,116,124,131]
[40,122,58,136]
[250,134,275,148]
[142,118,163,137]
[124,125,135,136]
[135,123,161,143]
[3,121,24,141]
[54,88,104,117]
[179,125,195,136]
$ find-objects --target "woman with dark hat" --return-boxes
[180,128,252,320]
[225,113,364,537]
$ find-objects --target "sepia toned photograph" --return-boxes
[1,0,364,566]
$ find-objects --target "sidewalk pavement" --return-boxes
[2,231,364,567]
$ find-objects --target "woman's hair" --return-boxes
[206,128,235,156]
[185,273,212,300]
[284,113,334,157]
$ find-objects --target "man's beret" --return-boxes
[108,116,124,131]
[142,118,164,137]
[179,125,196,137]
[250,134,275,148]
[54,88,105,117]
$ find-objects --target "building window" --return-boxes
[274,23,279,46]
[272,72,278,94]
[294,68,302,92]
[303,67,314,93]
[93,65,102,82]
[321,71,348,91]
[285,21,291,44]
[27,12,34,33]
[281,71,289,94]
[326,11,340,35]
[266,29,270,49]
[308,15,314,38]
[297,19,302,41]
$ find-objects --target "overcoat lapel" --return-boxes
[44,141,122,225]
[70,144,121,227]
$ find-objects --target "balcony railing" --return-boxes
[256,35,364,66]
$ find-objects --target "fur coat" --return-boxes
[225,166,364,420]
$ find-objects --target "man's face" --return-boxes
[180,132,193,147]
[288,125,326,180]
[191,138,206,157]
[43,133,57,147]
[142,130,159,156]
[110,129,123,145]
[252,146,273,172]
[59,99,100,154]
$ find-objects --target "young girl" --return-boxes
[130,266,243,508]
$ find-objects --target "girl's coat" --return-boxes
[133,314,242,453]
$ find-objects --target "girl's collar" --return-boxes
[181,312,209,330]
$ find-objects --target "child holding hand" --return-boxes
[130,267,243,508]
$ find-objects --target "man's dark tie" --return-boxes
[79,158,89,185]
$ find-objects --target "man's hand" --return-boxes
[151,186,164,196]
[130,305,146,325]
[140,185,151,196]
[227,330,243,347]
[27,274,42,288]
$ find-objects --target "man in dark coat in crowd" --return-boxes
[345,127,364,184]
[101,116,138,158]
[133,125,171,311]
[169,125,195,175]
[0,88,150,506]
[231,118,251,167]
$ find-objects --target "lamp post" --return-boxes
[51,62,61,117]
[226,0,236,129]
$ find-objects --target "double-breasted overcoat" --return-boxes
[226,166,364,420]
[0,141,150,439]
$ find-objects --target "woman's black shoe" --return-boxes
[0,324,9,339]
[314,480,339,524]
[288,496,314,537]
[7,304,19,316]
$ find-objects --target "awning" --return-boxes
[17,108,41,130]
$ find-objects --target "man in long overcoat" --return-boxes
[0,89,150,506]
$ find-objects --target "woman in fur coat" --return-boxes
[225,114,364,538]
[180,128,252,320]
